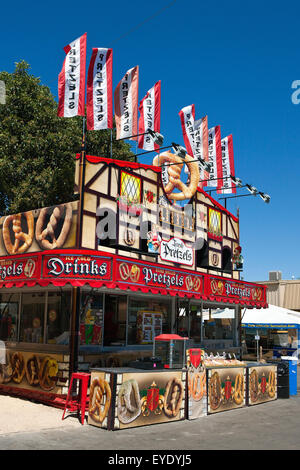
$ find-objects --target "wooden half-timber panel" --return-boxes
[78,157,240,279]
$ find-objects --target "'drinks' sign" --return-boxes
[44,255,112,279]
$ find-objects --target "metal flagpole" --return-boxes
[70,115,87,379]
[110,129,113,158]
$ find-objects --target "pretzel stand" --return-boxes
[0,151,268,417]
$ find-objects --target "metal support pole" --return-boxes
[69,286,81,379]
[69,116,86,381]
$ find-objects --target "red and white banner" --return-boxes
[194,116,209,189]
[138,80,161,151]
[206,126,223,189]
[57,33,87,117]
[114,66,139,140]
[86,48,113,130]
[218,135,236,194]
[178,104,195,157]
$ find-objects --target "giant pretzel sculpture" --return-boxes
[153,151,200,201]
[3,212,34,255]
[35,203,72,250]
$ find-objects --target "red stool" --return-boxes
[62,372,90,425]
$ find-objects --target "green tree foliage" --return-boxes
[0,61,134,215]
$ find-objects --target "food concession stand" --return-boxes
[0,153,268,413]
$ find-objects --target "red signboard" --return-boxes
[42,254,112,281]
[116,259,203,295]
[0,249,267,307]
[0,255,40,283]
[206,276,265,303]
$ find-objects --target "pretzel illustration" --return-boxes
[117,379,141,424]
[25,355,40,386]
[3,212,34,255]
[267,370,276,398]
[35,203,72,250]
[233,373,244,405]
[10,352,25,384]
[130,265,140,282]
[249,369,259,403]
[119,263,140,283]
[89,377,112,423]
[185,276,201,292]
[192,371,206,401]
[0,360,13,384]
[163,377,184,418]
[119,263,130,280]
[209,371,222,410]
[153,151,200,201]
[38,357,58,391]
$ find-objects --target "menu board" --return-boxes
[136,311,162,344]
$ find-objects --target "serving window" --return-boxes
[0,293,20,342]
[47,291,71,344]
[20,292,46,343]
[80,291,104,346]
[176,302,237,349]
[0,289,72,346]
[202,307,235,341]
[127,296,171,345]
[104,294,127,346]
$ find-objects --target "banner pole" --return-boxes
[110,129,113,158]
[70,115,86,378]
[76,116,87,247]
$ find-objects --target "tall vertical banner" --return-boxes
[86,48,113,130]
[114,66,139,140]
[178,104,195,157]
[206,126,223,189]
[58,33,87,117]
[218,134,236,194]
[138,80,161,151]
[194,116,209,189]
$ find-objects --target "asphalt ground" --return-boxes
[0,368,299,452]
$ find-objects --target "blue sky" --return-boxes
[1,0,299,282]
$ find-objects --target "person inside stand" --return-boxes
[104,302,118,346]
[32,317,42,343]
[47,309,60,343]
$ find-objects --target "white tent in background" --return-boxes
[242,304,300,359]
[241,304,300,327]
